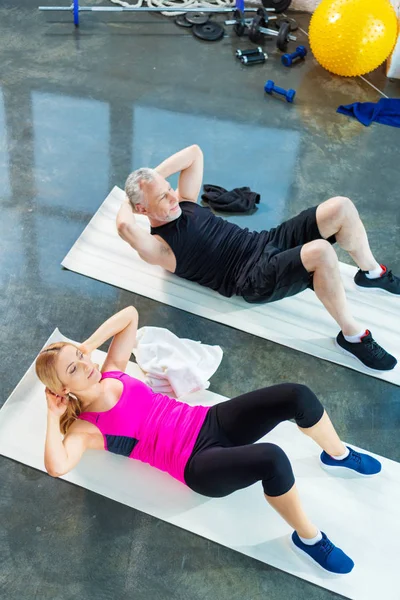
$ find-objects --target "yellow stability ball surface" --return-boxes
[309,0,398,77]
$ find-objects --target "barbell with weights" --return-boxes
[38,0,280,28]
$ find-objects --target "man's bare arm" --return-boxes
[116,199,169,265]
[155,145,204,203]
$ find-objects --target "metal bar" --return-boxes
[39,4,275,13]
[260,25,296,41]
[225,15,276,24]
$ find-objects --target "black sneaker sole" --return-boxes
[354,282,400,296]
[335,339,396,373]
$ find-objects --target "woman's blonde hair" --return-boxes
[35,342,83,435]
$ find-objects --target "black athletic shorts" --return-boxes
[240,206,336,304]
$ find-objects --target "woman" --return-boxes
[36,305,381,575]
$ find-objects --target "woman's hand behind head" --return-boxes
[77,343,92,358]
[45,387,69,418]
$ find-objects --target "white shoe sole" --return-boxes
[354,282,399,296]
[290,538,352,575]
[334,338,396,373]
[319,457,378,478]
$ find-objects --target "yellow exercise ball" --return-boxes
[309,0,398,77]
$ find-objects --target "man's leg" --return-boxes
[300,239,361,336]
[315,196,379,271]
[300,237,397,370]
[315,196,400,297]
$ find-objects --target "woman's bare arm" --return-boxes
[80,306,139,373]
[45,412,88,477]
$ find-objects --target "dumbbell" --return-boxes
[274,16,298,32]
[236,46,262,58]
[264,80,296,103]
[249,15,296,51]
[241,52,268,65]
[226,7,276,37]
[281,45,307,67]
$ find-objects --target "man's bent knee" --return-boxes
[301,239,338,272]
[326,196,355,221]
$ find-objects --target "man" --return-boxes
[117,145,399,372]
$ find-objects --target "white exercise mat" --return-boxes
[62,187,400,385]
[1,329,399,599]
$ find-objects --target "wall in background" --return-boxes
[291,0,400,14]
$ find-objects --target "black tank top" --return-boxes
[150,202,268,297]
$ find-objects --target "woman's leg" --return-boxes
[266,486,318,539]
[299,411,346,456]
[215,383,346,457]
[185,442,318,539]
[184,404,355,572]
[215,383,321,444]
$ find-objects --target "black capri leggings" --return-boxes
[184,383,324,498]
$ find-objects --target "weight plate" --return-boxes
[192,21,224,42]
[185,12,209,25]
[174,14,192,28]
[276,20,290,51]
[256,7,268,21]
[234,20,246,36]
[233,8,246,36]
[274,16,298,32]
[261,0,292,14]
[248,15,264,44]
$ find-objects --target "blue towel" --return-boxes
[337,98,400,127]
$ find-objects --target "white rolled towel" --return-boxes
[133,326,223,397]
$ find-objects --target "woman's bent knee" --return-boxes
[261,443,295,497]
[290,384,324,428]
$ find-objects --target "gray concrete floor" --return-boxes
[1,2,400,599]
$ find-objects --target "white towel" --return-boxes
[133,327,223,397]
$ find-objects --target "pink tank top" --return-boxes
[78,371,210,483]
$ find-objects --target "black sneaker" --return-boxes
[336,330,397,371]
[354,265,400,295]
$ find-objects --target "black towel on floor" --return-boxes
[201,184,260,213]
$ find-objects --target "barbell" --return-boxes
[38,0,276,27]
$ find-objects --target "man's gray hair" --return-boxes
[125,168,157,208]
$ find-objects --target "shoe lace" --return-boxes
[362,337,386,359]
[320,538,335,557]
[385,270,395,283]
[348,449,361,465]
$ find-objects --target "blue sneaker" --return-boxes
[292,531,354,574]
[320,446,381,476]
